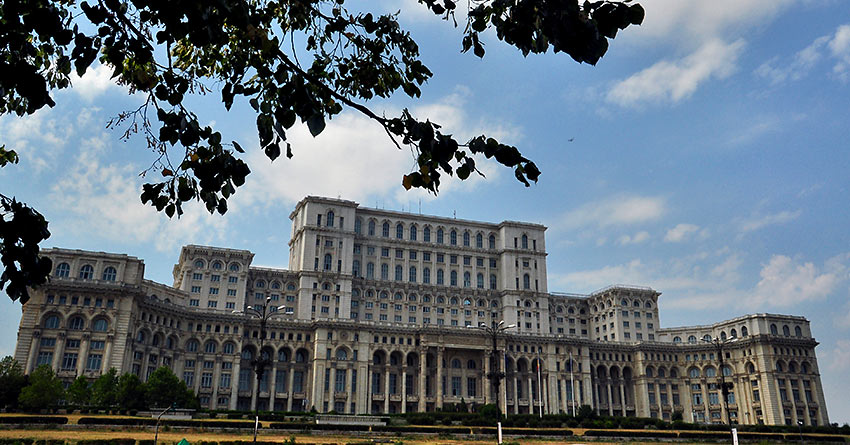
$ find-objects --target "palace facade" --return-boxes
[14,196,828,426]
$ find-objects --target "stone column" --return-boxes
[268,365,278,411]
[230,360,241,410]
[606,382,614,416]
[512,377,519,414]
[418,351,427,412]
[528,377,534,415]
[483,350,492,404]
[102,334,114,373]
[211,359,222,409]
[401,369,408,413]
[620,383,627,416]
[287,369,295,411]
[25,332,40,373]
[76,334,90,376]
[436,348,444,409]
[52,333,65,371]
[383,369,390,413]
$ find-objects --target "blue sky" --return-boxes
[2,0,849,424]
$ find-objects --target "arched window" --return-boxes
[436,228,444,243]
[523,274,530,290]
[634,300,641,307]
[327,210,334,227]
[770,324,778,335]
[382,222,390,237]
[69,316,85,330]
[801,362,810,374]
[278,348,290,361]
[795,326,802,337]
[450,230,457,245]
[747,363,756,373]
[396,223,404,239]
[621,299,629,306]
[463,271,471,287]
[488,234,496,249]
[673,336,682,343]
[186,339,200,352]
[394,292,403,300]
[463,231,470,246]
[409,294,417,302]
[476,233,483,248]
[788,362,798,373]
[354,218,362,234]
[194,259,205,268]
[688,367,700,378]
[55,263,70,278]
[467,359,477,369]
[166,337,175,349]
[271,281,281,289]
[423,267,431,284]
[490,274,497,290]
[703,334,711,342]
[450,270,457,286]
[352,260,361,277]
[410,225,417,240]
[645,301,653,308]
[44,315,60,329]
[437,269,444,285]
[296,350,307,363]
[423,295,431,303]
[336,348,348,361]
[367,262,375,279]
[204,341,217,354]
[463,298,472,306]
[721,365,732,376]
[688,335,697,344]
[229,262,240,272]
[373,352,383,365]
[212,261,223,270]
[720,331,727,340]
[450,297,459,305]
[730,329,737,338]
[323,254,332,271]
[395,265,403,281]
[776,361,784,372]
[409,266,417,283]
[741,326,748,337]
[646,367,654,377]
[423,226,431,242]
[368,220,376,236]
[782,325,790,336]
[255,280,266,288]
[451,358,462,368]
[223,342,236,354]
[477,273,484,289]
[136,330,146,343]
[79,264,94,279]
[241,348,253,360]
[521,234,528,249]
[92,318,108,332]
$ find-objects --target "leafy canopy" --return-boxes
[18,364,64,411]
[0,0,643,302]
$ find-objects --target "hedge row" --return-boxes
[75,417,254,428]
[584,429,679,438]
[0,417,68,425]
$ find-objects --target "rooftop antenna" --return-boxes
[418,199,421,215]
[453,210,456,219]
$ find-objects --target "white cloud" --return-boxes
[824,339,850,373]
[755,23,850,84]
[746,254,848,308]
[235,88,519,209]
[829,24,850,81]
[70,64,126,102]
[48,127,230,252]
[552,195,665,232]
[617,231,650,246]
[834,300,850,330]
[664,223,699,243]
[607,39,745,107]
[738,210,801,233]
[0,107,81,174]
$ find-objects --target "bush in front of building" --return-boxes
[0,416,67,424]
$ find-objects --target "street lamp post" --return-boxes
[472,321,515,419]
[703,336,736,426]
[234,297,286,444]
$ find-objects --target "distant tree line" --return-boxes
[0,356,198,412]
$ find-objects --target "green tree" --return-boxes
[115,372,146,411]
[0,0,643,303]
[66,375,92,406]
[90,368,119,407]
[145,366,197,409]
[0,356,28,410]
[18,365,64,411]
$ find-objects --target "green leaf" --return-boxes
[307,113,326,137]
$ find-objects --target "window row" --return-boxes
[42,313,109,331]
[54,262,118,281]
[355,220,499,249]
[192,258,242,272]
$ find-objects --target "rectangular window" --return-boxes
[467,377,476,397]
[451,376,461,396]
[201,372,213,388]
[61,353,77,370]
[86,353,102,370]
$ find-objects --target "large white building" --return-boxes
[14,196,829,426]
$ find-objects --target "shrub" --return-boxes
[0,417,68,425]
